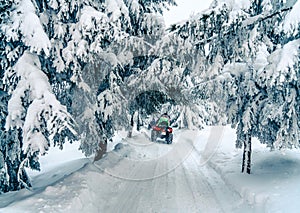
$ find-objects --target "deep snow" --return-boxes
[1,126,300,212]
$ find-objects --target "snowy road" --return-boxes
[2,129,255,213]
[90,129,253,213]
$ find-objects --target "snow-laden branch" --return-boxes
[5,51,77,156]
[183,6,293,47]
[3,0,51,56]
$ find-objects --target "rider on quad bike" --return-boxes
[150,113,173,144]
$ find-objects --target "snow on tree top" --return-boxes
[105,0,130,22]
[283,0,300,33]
[19,0,50,55]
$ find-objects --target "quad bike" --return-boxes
[151,123,173,144]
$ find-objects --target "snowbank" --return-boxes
[2,126,300,212]
[202,126,300,212]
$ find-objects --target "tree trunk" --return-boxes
[94,139,107,162]
[242,133,252,174]
[137,110,140,131]
[6,159,31,192]
[128,113,134,138]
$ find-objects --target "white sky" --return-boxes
[163,0,213,26]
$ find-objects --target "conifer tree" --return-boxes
[0,0,176,192]
[164,0,299,173]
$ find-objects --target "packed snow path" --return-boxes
[90,129,253,213]
[2,128,256,212]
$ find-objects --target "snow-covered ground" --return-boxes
[1,126,300,212]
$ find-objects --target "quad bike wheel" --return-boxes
[166,133,173,144]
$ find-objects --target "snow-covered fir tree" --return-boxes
[85,0,176,151]
[1,0,79,191]
[0,0,176,192]
[148,1,234,128]
[223,0,300,173]
[125,55,219,129]
[164,0,299,173]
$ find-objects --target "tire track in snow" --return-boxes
[182,151,226,212]
[107,132,182,212]
[109,158,160,212]
[148,148,179,212]
[97,130,195,181]
[165,136,224,213]
[92,129,253,212]
[190,145,254,212]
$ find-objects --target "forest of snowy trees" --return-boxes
[0,0,299,193]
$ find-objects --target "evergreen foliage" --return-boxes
[0,0,300,192]
[0,0,175,192]
[167,0,300,173]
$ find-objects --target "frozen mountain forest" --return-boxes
[0,0,300,211]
